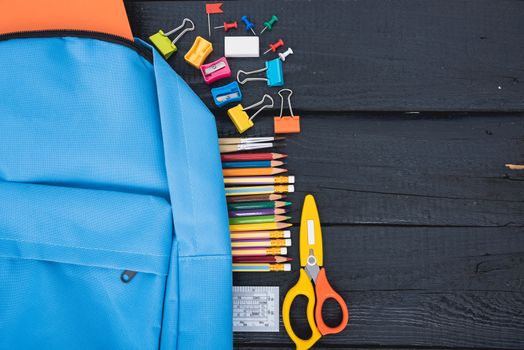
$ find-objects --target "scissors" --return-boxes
[283,194,349,350]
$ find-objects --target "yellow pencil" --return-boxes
[232,247,288,256]
[231,239,292,248]
[229,222,292,232]
[233,263,291,272]
[230,230,291,240]
[225,185,294,196]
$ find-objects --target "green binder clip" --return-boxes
[149,18,195,59]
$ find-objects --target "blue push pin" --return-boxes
[241,16,256,36]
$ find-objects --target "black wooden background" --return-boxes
[125,1,524,349]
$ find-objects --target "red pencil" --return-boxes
[221,152,287,161]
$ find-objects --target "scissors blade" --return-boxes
[299,194,323,267]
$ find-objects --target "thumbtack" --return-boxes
[215,21,238,31]
[279,47,293,62]
[263,39,284,55]
[241,15,256,36]
[148,18,195,59]
[260,15,278,34]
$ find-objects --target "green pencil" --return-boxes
[229,215,291,225]
[227,201,291,210]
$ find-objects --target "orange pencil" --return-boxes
[223,167,287,177]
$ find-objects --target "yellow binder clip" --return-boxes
[149,18,195,59]
[184,36,213,69]
[227,94,274,134]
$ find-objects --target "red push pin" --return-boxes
[214,21,238,32]
[263,39,284,55]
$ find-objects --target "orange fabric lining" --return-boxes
[0,0,133,41]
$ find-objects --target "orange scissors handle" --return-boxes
[314,268,349,335]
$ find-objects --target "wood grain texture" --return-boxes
[125,0,524,112]
[233,226,524,349]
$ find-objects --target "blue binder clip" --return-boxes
[236,58,284,87]
[211,81,243,108]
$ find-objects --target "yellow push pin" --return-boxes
[149,18,195,59]
[227,94,274,134]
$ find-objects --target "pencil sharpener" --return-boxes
[184,36,213,69]
[227,104,254,134]
[149,31,177,59]
[211,81,243,108]
[266,58,284,87]
[201,57,231,84]
[274,116,301,134]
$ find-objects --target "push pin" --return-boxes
[214,21,238,31]
[227,94,274,133]
[260,15,278,34]
[201,57,231,84]
[149,18,195,59]
[279,47,293,61]
[241,15,256,36]
[263,39,284,55]
[274,89,300,134]
[184,36,213,69]
[237,58,284,87]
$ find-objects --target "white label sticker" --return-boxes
[308,219,315,245]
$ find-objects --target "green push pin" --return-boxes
[149,18,195,59]
[259,15,278,35]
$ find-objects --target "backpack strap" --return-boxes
[0,0,133,40]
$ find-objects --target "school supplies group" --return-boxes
[221,137,295,272]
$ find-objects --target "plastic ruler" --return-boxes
[233,286,279,332]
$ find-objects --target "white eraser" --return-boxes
[283,263,291,271]
[225,36,260,57]
[280,247,288,255]
[283,230,291,238]
[288,175,295,184]
[287,185,295,193]
[284,239,292,247]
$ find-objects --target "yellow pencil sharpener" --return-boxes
[227,94,274,134]
[184,36,213,69]
[149,31,178,59]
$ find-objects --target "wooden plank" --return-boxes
[233,226,524,348]
[219,113,524,227]
[125,0,524,112]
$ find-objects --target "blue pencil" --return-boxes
[223,160,284,168]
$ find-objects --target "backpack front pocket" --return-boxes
[0,181,173,350]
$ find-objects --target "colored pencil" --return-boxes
[233,256,292,263]
[219,137,285,145]
[222,167,287,177]
[506,164,524,170]
[225,185,294,196]
[219,142,285,153]
[230,230,291,240]
[232,247,288,256]
[226,194,285,203]
[231,239,292,248]
[221,153,287,161]
[228,201,291,210]
[229,215,290,225]
[222,160,285,169]
[224,175,295,186]
[233,263,291,272]
[229,222,292,232]
[229,208,286,217]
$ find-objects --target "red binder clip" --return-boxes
[200,57,231,84]
[274,89,300,134]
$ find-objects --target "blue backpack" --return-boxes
[0,28,232,350]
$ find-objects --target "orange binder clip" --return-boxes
[274,89,300,134]
[184,36,213,69]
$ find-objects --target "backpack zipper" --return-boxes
[0,29,153,63]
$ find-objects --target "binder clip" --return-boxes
[200,57,231,84]
[211,81,243,108]
[236,58,284,87]
[274,89,300,134]
[149,18,195,59]
[227,94,274,134]
[184,36,213,69]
